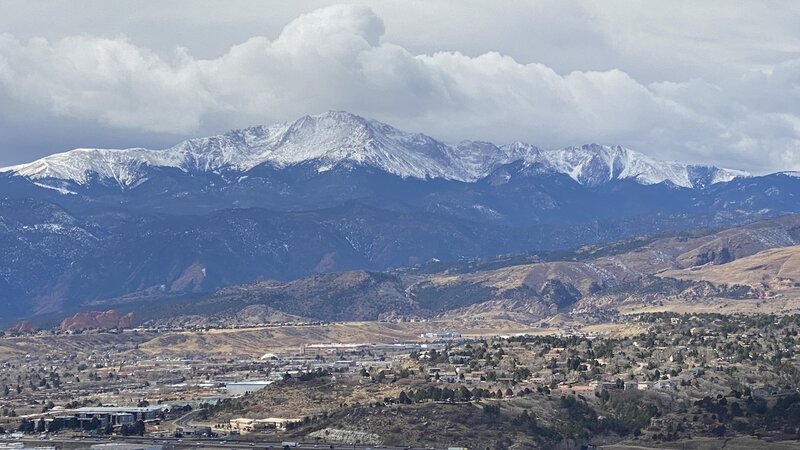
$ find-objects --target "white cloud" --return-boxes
[0,3,798,173]
[0,33,211,133]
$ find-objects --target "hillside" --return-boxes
[662,246,800,296]
[573,242,800,318]
[97,214,800,327]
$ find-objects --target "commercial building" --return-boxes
[69,406,161,427]
[229,417,303,432]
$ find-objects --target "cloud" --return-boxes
[0,3,798,173]
[0,33,211,133]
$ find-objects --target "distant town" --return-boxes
[0,312,798,449]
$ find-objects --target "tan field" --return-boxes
[136,320,549,357]
[617,297,800,316]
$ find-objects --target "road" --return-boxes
[19,435,437,449]
[174,408,206,429]
[14,410,440,449]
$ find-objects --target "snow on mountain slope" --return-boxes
[454,140,542,179]
[0,111,748,189]
[1,111,471,187]
[259,111,462,179]
[1,148,168,187]
[532,144,748,188]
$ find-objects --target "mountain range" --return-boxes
[1,111,800,325]
[80,214,800,327]
[2,111,746,189]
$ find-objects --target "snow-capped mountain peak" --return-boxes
[0,111,748,189]
[257,111,462,179]
[1,147,163,187]
[531,144,747,188]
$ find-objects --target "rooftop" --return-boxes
[71,406,161,413]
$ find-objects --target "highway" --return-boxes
[18,435,438,449]
[13,410,444,449]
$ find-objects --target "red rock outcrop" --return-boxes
[58,310,134,331]
[8,320,35,333]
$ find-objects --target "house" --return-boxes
[654,380,674,390]
[548,372,566,383]
[437,372,459,383]
[544,347,566,360]
[588,380,618,390]
[462,373,483,383]
[624,381,639,391]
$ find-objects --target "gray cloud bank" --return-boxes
[0,2,798,173]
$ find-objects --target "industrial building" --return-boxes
[69,406,161,427]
